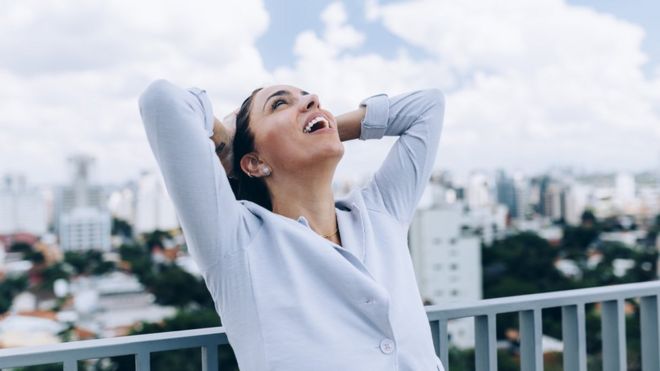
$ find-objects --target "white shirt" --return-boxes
[138,79,446,371]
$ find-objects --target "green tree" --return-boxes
[0,276,28,314]
[142,229,172,250]
[9,241,33,254]
[108,308,237,371]
[9,241,45,264]
[483,232,574,298]
[146,264,214,308]
[64,250,115,276]
[111,216,133,238]
[38,262,71,291]
[119,243,153,282]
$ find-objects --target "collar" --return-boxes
[297,215,310,227]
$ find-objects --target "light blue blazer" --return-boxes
[138,79,446,371]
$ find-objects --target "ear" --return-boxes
[239,152,262,178]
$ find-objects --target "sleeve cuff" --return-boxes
[187,87,215,136]
[359,93,389,140]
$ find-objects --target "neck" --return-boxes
[269,169,338,239]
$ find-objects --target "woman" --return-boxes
[138,79,446,371]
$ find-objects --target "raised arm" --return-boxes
[353,89,445,225]
[138,79,257,272]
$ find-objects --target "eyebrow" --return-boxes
[262,89,310,111]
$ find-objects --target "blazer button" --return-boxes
[379,338,395,354]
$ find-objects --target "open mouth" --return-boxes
[303,115,330,134]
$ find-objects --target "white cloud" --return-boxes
[272,0,660,180]
[0,0,271,184]
[364,0,660,174]
[2,0,659,186]
[274,2,455,182]
[320,2,365,51]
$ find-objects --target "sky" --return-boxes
[1,0,659,186]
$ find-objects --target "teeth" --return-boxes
[303,116,328,133]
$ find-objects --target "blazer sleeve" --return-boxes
[138,79,258,272]
[359,89,445,225]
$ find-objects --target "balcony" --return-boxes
[1,281,659,371]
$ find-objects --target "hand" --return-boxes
[335,106,365,142]
[222,109,238,141]
[211,109,238,176]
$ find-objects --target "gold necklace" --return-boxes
[321,227,339,239]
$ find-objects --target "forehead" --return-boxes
[253,84,304,108]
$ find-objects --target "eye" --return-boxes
[271,98,286,110]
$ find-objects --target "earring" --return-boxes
[262,166,271,176]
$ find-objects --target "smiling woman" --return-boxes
[226,85,345,215]
[138,79,446,371]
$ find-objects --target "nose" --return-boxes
[299,93,320,111]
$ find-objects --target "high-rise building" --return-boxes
[543,182,565,221]
[59,207,111,251]
[614,172,636,214]
[496,170,517,218]
[107,183,136,226]
[0,174,48,235]
[512,171,530,219]
[563,182,591,226]
[467,172,493,210]
[409,200,482,349]
[134,171,179,234]
[56,154,111,251]
[54,155,106,230]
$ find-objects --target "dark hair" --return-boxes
[228,87,272,211]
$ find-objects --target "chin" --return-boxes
[326,141,344,159]
[308,143,344,168]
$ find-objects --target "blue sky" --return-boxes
[257,0,660,74]
[257,0,429,69]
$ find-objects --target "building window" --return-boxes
[450,263,458,270]
[451,289,459,297]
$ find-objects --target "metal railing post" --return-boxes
[202,344,219,371]
[430,319,450,369]
[474,314,497,371]
[561,304,587,371]
[640,295,660,371]
[135,352,151,371]
[601,299,627,371]
[519,309,543,371]
[63,359,78,371]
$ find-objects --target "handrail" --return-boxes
[1,281,659,371]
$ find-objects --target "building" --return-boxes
[68,272,176,338]
[58,207,111,252]
[56,154,111,251]
[134,171,179,234]
[0,174,48,236]
[107,183,136,226]
[496,170,517,218]
[409,201,482,349]
[466,172,493,210]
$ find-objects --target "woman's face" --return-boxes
[247,84,344,176]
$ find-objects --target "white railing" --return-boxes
[427,280,660,371]
[1,281,659,370]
